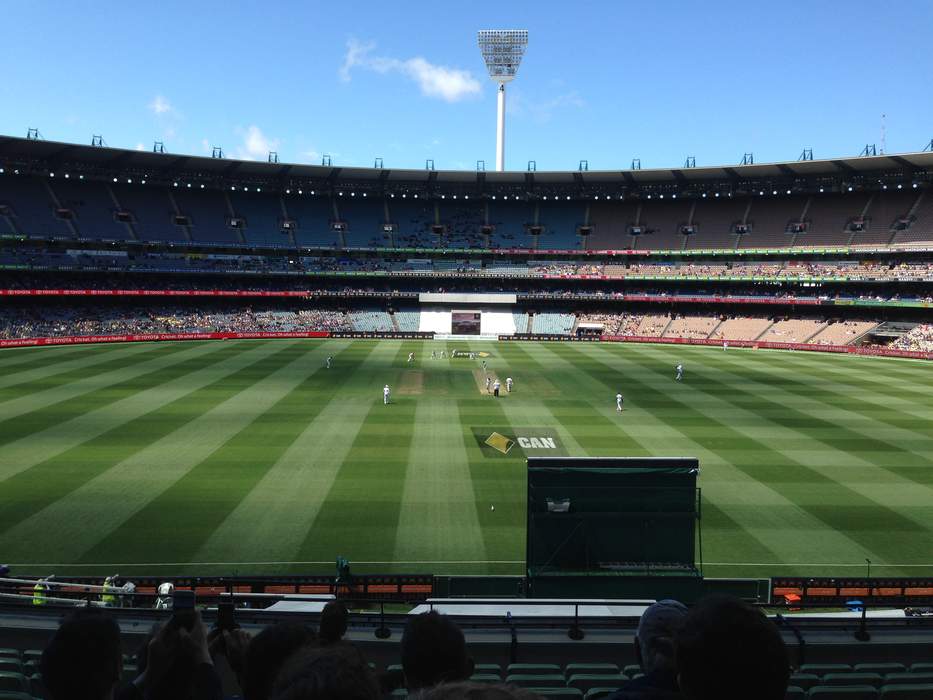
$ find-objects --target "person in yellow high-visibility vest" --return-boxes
[101,576,117,607]
[33,577,50,606]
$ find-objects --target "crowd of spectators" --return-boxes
[35,594,790,700]
[4,246,932,282]
[891,324,933,352]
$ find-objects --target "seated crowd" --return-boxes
[33,595,793,700]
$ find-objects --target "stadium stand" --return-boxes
[349,309,394,332]
[530,312,576,334]
[808,320,878,345]
[891,323,933,351]
[393,308,421,332]
[662,315,720,339]
[758,318,828,343]
[282,194,337,247]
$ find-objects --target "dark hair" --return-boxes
[319,602,349,645]
[675,595,789,700]
[271,645,378,700]
[40,609,122,700]
[401,611,473,691]
[243,622,317,700]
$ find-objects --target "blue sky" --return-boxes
[2,0,932,171]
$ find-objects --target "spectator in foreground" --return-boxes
[402,611,475,692]
[40,609,123,700]
[242,622,317,700]
[675,595,789,700]
[608,599,687,699]
[271,645,379,700]
[318,601,349,646]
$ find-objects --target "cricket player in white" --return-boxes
[485,376,491,392]
[506,377,513,392]
[616,393,623,411]
[326,356,332,369]
[431,350,436,359]
[383,384,391,404]
[407,352,414,363]
[723,340,728,351]
[492,379,501,397]
[482,360,487,371]
[675,363,683,381]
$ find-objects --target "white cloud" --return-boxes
[200,139,211,154]
[232,125,281,161]
[339,38,482,103]
[135,142,146,151]
[304,148,323,163]
[148,95,174,116]
[507,90,585,123]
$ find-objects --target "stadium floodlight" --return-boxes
[478,29,528,171]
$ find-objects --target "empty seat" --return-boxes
[585,690,622,700]
[789,673,820,690]
[809,686,879,700]
[565,663,620,677]
[567,674,626,693]
[474,663,502,676]
[0,653,18,661]
[0,674,28,693]
[0,665,19,677]
[909,663,933,674]
[529,691,583,698]
[856,664,907,675]
[505,674,567,688]
[470,674,503,684]
[386,664,403,673]
[823,673,884,688]
[390,690,408,698]
[785,687,806,700]
[508,664,561,675]
[802,664,855,676]
[885,673,933,686]
[880,684,933,700]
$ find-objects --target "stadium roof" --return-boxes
[1,134,931,192]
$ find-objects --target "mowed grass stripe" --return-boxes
[618,344,933,550]
[393,398,487,565]
[292,342,420,568]
[73,341,342,562]
[546,343,878,573]
[694,347,933,429]
[0,344,135,390]
[0,340,297,533]
[0,343,127,371]
[453,342,527,573]
[496,341,647,456]
[0,341,221,438]
[639,344,933,475]
[0,340,325,567]
[192,341,388,568]
[0,341,281,482]
[582,343,915,568]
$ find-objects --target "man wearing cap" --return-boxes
[607,599,687,699]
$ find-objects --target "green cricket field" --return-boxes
[0,338,931,580]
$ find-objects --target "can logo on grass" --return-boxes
[473,427,565,457]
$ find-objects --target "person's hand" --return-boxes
[177,611,213,666]
[216,629,251,675]
[133,623,174,691]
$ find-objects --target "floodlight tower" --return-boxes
[478,29,528,171]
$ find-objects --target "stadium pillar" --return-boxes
[496,83,506,171]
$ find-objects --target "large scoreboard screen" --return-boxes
[452,312,481,335]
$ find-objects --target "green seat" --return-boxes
[824,673,884,688]
[0,692,34,700]
[809,686,879,700]
[856,664,906,675]
[20,653,40,663]
[507,663,561,675]
[802,664,855,676]
[880,684,933,700]
[565,663,620,677]
[386,664,403,673]
[470,674,503,684]
[785,687,806,700]
[622,664,641,678]
[474,664,502,676]
[528,691,583,698]
[886,673,933,686]
[790,673,820,690]
[0,653,18,661]
[390,690,408,698]
[909,664,933,674]
[567,674,625,693]
[505,674,567,689]
[585,690,621,700]
[0,675,28,693]
[0,666,19,678]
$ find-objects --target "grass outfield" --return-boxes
[0,338,931,580]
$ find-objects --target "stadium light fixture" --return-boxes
[478,29,529,171]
